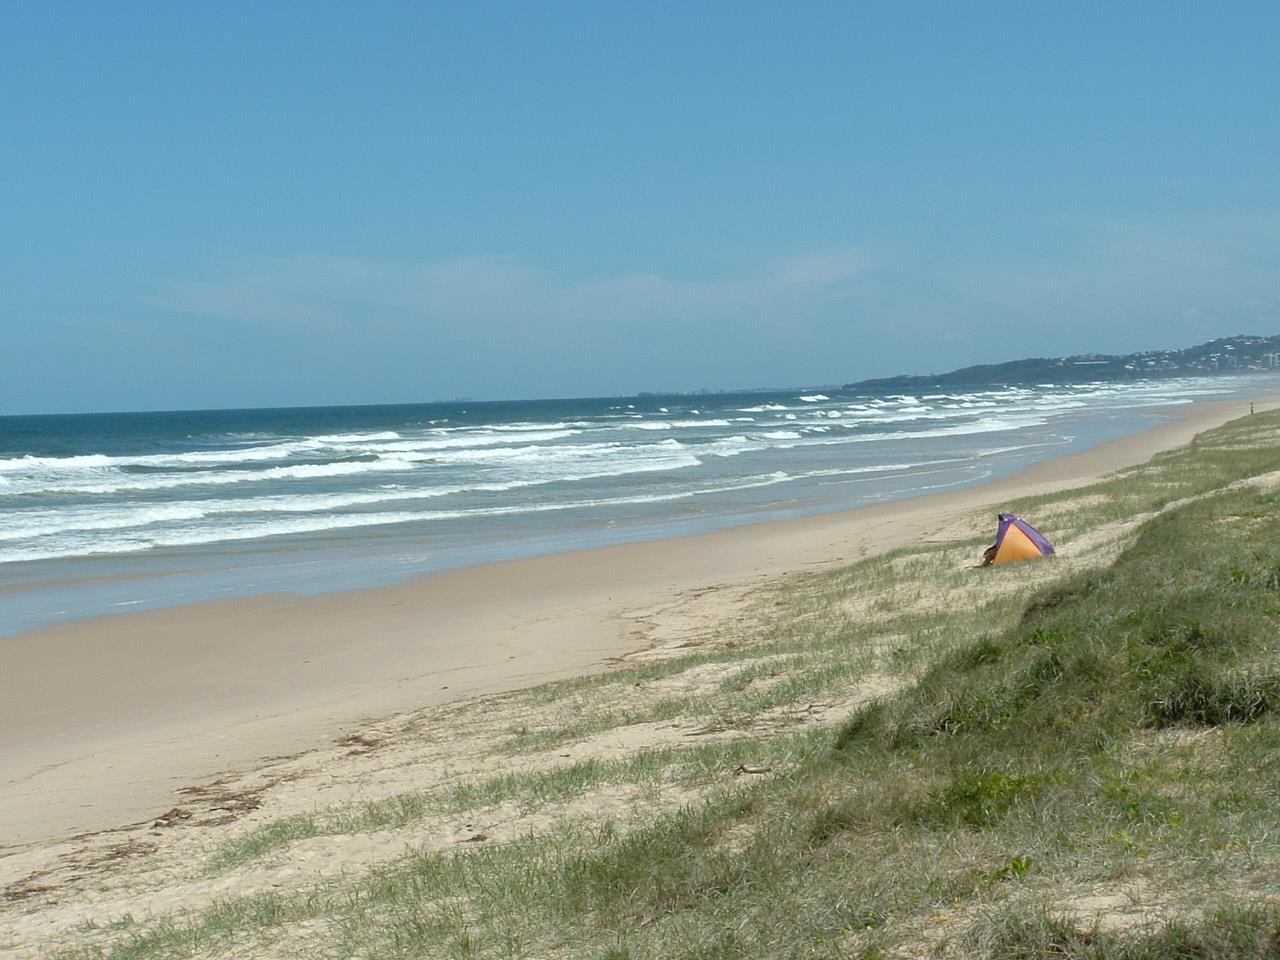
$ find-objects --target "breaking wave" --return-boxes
[0,375,1245,568]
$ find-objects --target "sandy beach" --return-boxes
[11,10,1279,952]
[1,393,1274,852]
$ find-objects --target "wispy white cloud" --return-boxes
[772,248,870,289]
[145,247,872,335]
[129,212,1280,402]
[929,212,1280,351]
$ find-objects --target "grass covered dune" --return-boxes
[10,409,1280,958]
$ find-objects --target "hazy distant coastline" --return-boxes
[847,333,1280,391]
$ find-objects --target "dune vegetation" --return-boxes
[13,410,1280,959]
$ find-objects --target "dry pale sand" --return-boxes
[0,393,1273,856]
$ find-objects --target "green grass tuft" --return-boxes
[974,903,1280,959]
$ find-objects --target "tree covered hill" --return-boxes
[847,334,1280,391]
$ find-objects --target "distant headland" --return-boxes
[845,333,1280,391]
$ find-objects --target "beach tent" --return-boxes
[986,513,1055,565]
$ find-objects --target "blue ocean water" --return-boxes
[0,377,1262,636]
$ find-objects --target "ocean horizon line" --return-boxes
[0,384,827,421]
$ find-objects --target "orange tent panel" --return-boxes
[993,524,1045,564]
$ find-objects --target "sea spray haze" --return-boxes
[0,377,1260,635]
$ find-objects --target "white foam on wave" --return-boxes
[844,407,976,426]
[260,460,418,481]
[15,417,1046,547]
[403,438,693,469]
[0,454,714,543]
[1030,399,1087,411]
[782,459,963,483]
[730,414,1051,454]
[668,419,732,428]
[364,429,580,452]
[416,421,573,436]
[738,403,789,413]
[0,511,462,563]
[314,431,402,443]
[0,434,708,498]
[796,394,829,402]
[0,469,816,563]
[698,436,754,458]
[0,374,1247,565]
[0,504,210,541]
[490,421,572,432]
[850,414,1048,444]
[0,456,421,496]
[0,422,583,477]
[0,441,318,473]
[0,453,120,472]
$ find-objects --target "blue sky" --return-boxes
[3,2,1278,413]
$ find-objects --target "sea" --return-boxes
[0,376,1266,637]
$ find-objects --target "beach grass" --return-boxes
[48,410,1280,959]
